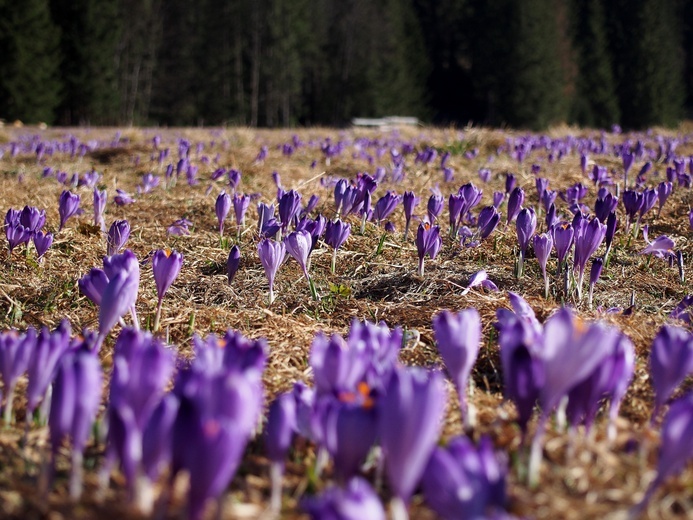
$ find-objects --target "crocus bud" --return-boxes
[152,249,183,303]
[427,194,444,224]
[378,368,446,506]
[49,347,102,499]
[649,325,693,421]
[657,181,672,216]
[415,223,442,276]
[33,231,53,260]
[433,309,480,428]
[233,193,251,229]
[284,230,312,280]
[373,191,401,224]
[0,328,36,425]
[266,392,297,511]
[402,191,418,239]
[477,206,500,240]
[58,190,81,231]
[227,245,241,284]
[215,191,231,235]
[505,173,516,194]
[107,220,131,256]
[534,233,553,298]
[506,187,524,224]
[93,189,107,230]
[278,189,302,230]
[516,208,536,257]
[258,239,286,304]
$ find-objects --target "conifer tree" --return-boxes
[0,0,61,123]
[50,0,121,125]
[570,0,620,128]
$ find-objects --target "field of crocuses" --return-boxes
[0,124,692,519]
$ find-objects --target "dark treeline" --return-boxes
[0,0,691,130]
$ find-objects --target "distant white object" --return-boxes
[352,116,420,128]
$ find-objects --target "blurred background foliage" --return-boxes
[0,0,691,130]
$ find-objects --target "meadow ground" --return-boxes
[0,124,692,519]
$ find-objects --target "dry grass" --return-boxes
[0,125,692,518]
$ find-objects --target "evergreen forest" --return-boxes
[0,0,691,130]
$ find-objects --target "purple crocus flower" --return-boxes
[334,179,349,215]
[372,191,401,225]
[257,202,275,231]
[167,218,192,236]
[622,150,634,189]
[422,436,508,520]
[285,230,317,299]
[49,346,102,499]
[5,220,31,253]
[603,211,618,262]
[301,194,320,218]
[114,189,135,206]
[325,219,351,274]
[278,189,302,231]
[104,329,174,501]
[537,186,555,212]
[566,332,634,436]
[26,321,71,422]
[379,367,446,514]
[232,193,251,234]
[152,249,183,331]
[515,208,536,278]
[415,222,442,276]
[265,392,296,506]
[93,188,107,230]
[588,257,603,309]
[634,392,693,516]
[33,230,53,260]
[402,191,418,239]
[427,194,444,224]
[506,187,524,225]
[528,310,617,486]
[505,173,516,194]
[433,309,480,428]
[638,187,658,221]
[657,181,673,217]
[98,250,141,345]
[58,190,81,231]
[572,217,606,300]
[78,268,110,306]
[302,478,385,520]
[649,324,693,421]
[497,307,544,435]
[309,332,368,397]
[141,394,179,489]
[215,191,231,236]
[448,194,465,237]
[461,270,498,295]
[533,233,553,298]
[622,190,643,232]
[493,191,504,209]
[20,206,46,234]
[594,190,618,223]
[106,219,130,256]
[640,229,675,259]
[0,327,36,425]
[535,178,548,202]
[258,238,285,304]
[321,392,378,483]
[227,245,240,284]
[477,206,500,240]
